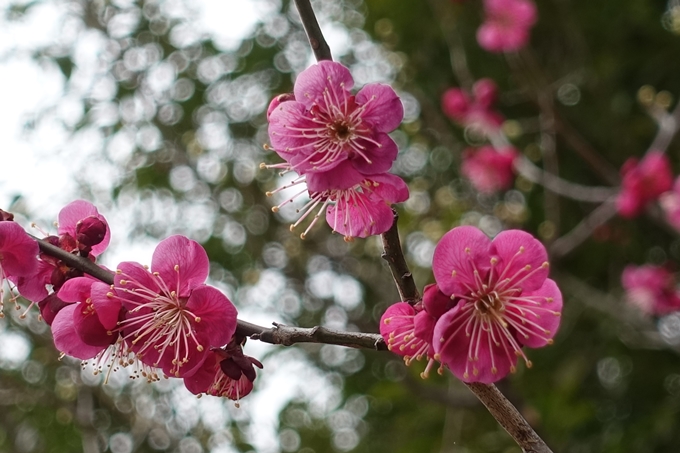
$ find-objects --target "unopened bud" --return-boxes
[76,216,107,247]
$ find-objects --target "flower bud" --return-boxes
[76,216,108,247]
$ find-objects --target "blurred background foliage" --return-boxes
[2,0,680,452]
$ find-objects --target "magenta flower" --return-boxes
[461,146,519,194]
[0,221,39,315]
[184,336,262,405]
[432,226,562,383]
[269,170,409,240]
[660,176,680,230]
[380,284,454,378]
[617,151,673,218]
[477,0,537,53]
[441,79,504,134]
[621,264,680,315]
[15,200,111,303]
[267,61,403,177]
[104,235,238,378]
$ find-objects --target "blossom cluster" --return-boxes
[381,226,562,383]
[477,0,538,53]
[264,61,409,240]
[0,202,257,404]
[441,79,519,194]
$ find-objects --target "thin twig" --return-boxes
[549,200,618,259]
[465,383,553,453]
[515,156,618,202]
[293,0,332,62]
[647,100,680,154]
[380,210,420,304]
[240,320,387,350]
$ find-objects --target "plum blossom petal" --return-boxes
[293,60,353,109]
[0,221,38,277]
[434,303,515,383]
[151,235,210,297]
[52,304,105,360]
[355,83,404,132]
[432,226,492,297]
[326,173,408,240]
[513,278,562,348]
[490,229,549,292]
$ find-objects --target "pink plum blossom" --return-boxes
[268,170,409,240]
[461,146,519,193]
[660,177,680,230]
[441,79,504,134]
[184,336,262,405]
[621,264,680,315]
[432,226,562,383]
[617,151,673,218]
[477,0,538,53]
[15,200,111,303]
[267,61,403,177]
[102,235,238,378]
[380,284,454,378]
[0,221,39,315]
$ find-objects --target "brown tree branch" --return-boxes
[380,209,420,304]
[293,0,332,62]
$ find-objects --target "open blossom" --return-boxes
[477,0,538,53]
[184,335,262,405]
[432,226,562,383]
[441,79,504,134]
[0,221,39,315]
[617,151,673,218]
[268,169,408,240]
[267,60,403,178]
[621,264,680,315]
[103,235,238,378]
[461,146,519,193]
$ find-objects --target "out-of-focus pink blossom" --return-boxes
[441,79,504,134]
[432,226,562,383]
[0,221,39,315]
[102,235,238,378]
[461,146,519,193]
[617,151,673,218]
[660,177,680,230]
[621,264,680,315]
[477,0,538,53]
[267,61,403,178]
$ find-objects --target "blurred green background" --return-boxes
[2,0,680,452]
